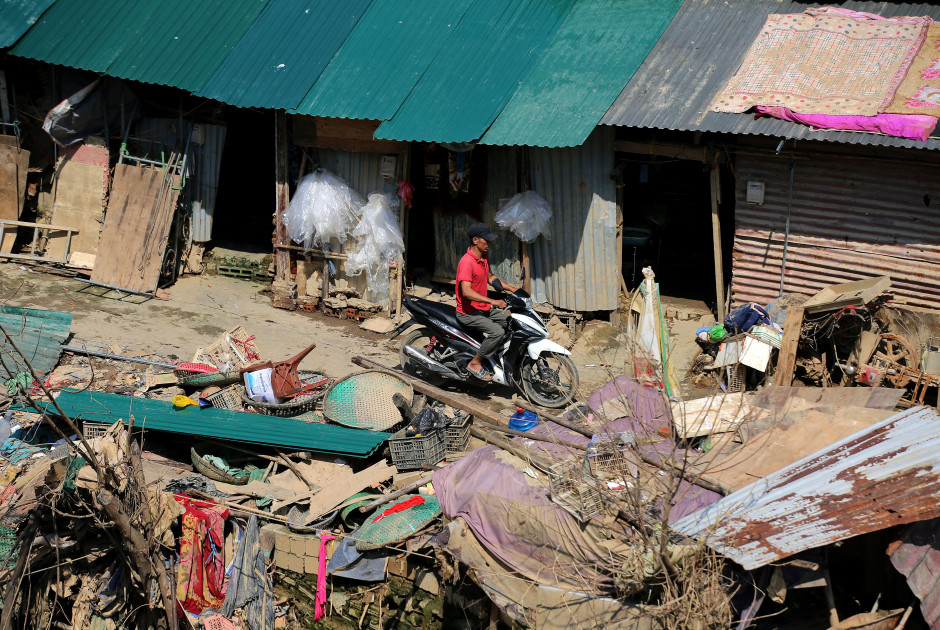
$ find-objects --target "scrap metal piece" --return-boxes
[672,406,940,570]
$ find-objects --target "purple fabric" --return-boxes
[432,445,637,590]
[756,105,938,141]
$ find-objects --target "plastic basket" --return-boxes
[725,363,746,393]
[204,384,245,411]
[388,428,445,472]
[83,422,112,440]
[202,326,261,369]
[444,415,472,454]
[548,461,604,522]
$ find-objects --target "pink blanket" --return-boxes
[756,106,938,141]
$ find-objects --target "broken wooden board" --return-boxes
[0,143,30,253]
[773,305,804,386]
[298,459,395,525]
[755,385,904,411]
[672,392,755,439]
[46,206,103,259]
[91,163,180,293]
[801,276,891,314]
[705,406,895,491]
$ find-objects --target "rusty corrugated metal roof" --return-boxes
[672,406,940,570]
[889,518,940,630]
[600,0,940,151]
[730,147,940,311]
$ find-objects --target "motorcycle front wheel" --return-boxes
[520,352,579,408]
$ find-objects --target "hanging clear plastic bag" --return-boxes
[283,169,365,248]
[345,193,405,303]
[495,190,552,242]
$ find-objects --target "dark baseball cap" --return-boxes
[467,222,498,241]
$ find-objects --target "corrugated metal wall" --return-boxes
[731,149,940,310]
[191,124,226,242]
[135,118,225,242]
[314,148,402,302]
[529,126,618,311]
[432,146,521,285]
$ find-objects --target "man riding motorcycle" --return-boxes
[455,222,517,381]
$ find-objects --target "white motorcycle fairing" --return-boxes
[525,339,571,360]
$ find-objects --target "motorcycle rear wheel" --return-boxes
[520,352,579,408]
[399,327,436,377]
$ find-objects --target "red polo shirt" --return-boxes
[456,247,490,315]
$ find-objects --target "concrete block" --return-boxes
[274,548,291,570]
[286,552,305,574]
[289,532,308,557]
[304,554,319,575]
[305,535,321,560]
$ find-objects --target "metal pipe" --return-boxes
[73,277,154,298]
[60,345,177,368]
[779,158,796,297]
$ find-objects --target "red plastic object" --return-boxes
[175,363,218,374]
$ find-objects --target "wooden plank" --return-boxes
[0,143,29,254]
[773,305,804,386]
[710,164,725,320]
[275,111,290,282]
[292,115,406,153]
[801,276,891,314]
[300,460,395,525]
[91,164,180,293]
[46,206,103,258]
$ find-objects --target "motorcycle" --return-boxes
[398,284,579,408]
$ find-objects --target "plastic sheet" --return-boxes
[495,190,552,242]
[345,193,404,304]
[283,169,365,248]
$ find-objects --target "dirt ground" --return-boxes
[0,263,712,412]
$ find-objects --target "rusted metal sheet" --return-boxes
[889,517,940,630]
[731,150,940,310]
[529,127,618,311]
[672,406,940,570]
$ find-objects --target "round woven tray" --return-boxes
[241,392,321,417]
[190,447,249,485]
[286,507,339,534]
[355,495,441,551]
[321,370,413,431]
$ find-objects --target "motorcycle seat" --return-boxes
[405,297,486,342]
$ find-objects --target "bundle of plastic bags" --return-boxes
[495,190,552,242]
[283,169,365,248]
[345,193,405,303]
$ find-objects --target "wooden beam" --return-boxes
[274,111,290,282]
[615,140,725,163]
[774,305,804,386]
[292,115,407,154]
[710,164,726,321]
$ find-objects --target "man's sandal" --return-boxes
[467,366,492,382]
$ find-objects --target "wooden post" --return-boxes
[612,170,625,327]
[274,110,290,283]
[774,305,804,386]
[321,257,330,313]
[521,241,532,294]
[710,164,726,321]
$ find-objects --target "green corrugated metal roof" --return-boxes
[197,0,370,110]
[11,0,267,93]
[106,0,268,92]
[42,390,390,458]
[0,306,72,380]
[11,0,159,73]
[0,0,55,48]
[292,0,472,120]
[480,0,682,147]
[374,0,574,143]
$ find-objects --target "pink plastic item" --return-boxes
[315,532,336,620]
